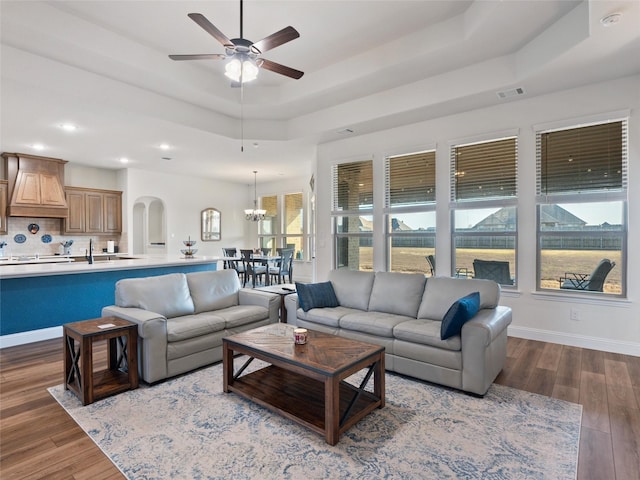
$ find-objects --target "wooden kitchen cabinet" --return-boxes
[64,187,122,235]
[0,180,7,234]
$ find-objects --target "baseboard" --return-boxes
[3,324,638,357]
[0,327,62,349]
[508,325,640,356]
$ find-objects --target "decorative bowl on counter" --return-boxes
[180,248,197,258]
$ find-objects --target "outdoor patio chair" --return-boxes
[473,259,514,285]
[559,258,615,292]
[426,255,436,276]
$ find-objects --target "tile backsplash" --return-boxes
[0,217,121,257]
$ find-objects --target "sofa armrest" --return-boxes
[101,305,169,383]
[460,305,512,395]
[102,306,166,338]
[238,289,281,323]
[461,305,512,347]
[284,294,300,326]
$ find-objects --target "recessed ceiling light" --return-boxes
[120,157,129,164]
[159,143,170,150]
[600,13,622,27]
[60,123,77,132]
[32,143,45,151]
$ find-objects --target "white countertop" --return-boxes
[0,254,223,279]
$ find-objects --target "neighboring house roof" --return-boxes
[473,205,586,230]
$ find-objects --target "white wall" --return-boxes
[124,168,250,257]
[315,75,640,356]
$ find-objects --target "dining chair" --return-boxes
[240,249,267,287]
[269,248,294,284]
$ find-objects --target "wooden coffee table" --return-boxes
[223,324,385,445]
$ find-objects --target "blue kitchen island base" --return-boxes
[1,263,217,339]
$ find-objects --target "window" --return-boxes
[258,195,278,253]
[258,192,306,259]
[332,160,373,270]
[284,193,304,259]
[450,135,518,285]
[536,118,627,296]
[385,150,436,275]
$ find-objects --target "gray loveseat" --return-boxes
[102,269,280,383]
[285,270,512,395]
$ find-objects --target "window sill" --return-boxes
[531,290,630,307]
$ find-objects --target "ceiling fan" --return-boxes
[169,0,304,84]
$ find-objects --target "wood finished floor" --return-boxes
[1,337,639,479]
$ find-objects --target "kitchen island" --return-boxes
[0,255,222,346]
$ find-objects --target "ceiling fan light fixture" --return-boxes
[225,56,259,83]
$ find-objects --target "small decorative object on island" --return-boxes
[60,240,74,255]
[181,237,197,258]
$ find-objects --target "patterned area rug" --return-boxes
[49,361,581,480]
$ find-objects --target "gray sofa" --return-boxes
[102,269,280,383]
[285,270,512,395]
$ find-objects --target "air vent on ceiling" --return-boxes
[496,87,526,99]
[337,128,354,135]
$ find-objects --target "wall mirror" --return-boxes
[201,208,221,241]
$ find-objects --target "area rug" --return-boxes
[49,361,581,480]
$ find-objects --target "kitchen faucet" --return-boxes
[86,238,94,264]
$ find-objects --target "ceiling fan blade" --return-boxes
[251,26,300,54]
[188,13,234,47]
[169,54,226,61]
[260,58,304,80]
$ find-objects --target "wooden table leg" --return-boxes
[223,342,233,393]
[325,376,340,445]
[374,353,385,408]
[127,330,139,389]
[81,337,93,405]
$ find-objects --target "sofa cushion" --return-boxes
[440,292,481,339]
[368,272,426,317]
[187,269,240,314]
[167,312,226,342]
[393,320,462,351]
[214,305,270,329]
[328,269,375,311]
[297,306,360,328]
[115,273,195,319]
[340,311,412,338]
[417,277,499,321]
[295,281,339,312]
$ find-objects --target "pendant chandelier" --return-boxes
[245,170,266,221]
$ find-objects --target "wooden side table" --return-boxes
[63,316,138,405]
[254,283,296,323]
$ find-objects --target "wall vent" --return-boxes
[496,87,526,99]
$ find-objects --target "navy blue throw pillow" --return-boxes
[440,292,480,340]
[295,281,339,312]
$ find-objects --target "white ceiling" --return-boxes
[1,0,639,184]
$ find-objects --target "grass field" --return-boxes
[356,247,621,294]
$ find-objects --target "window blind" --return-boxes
[261,195,278,216]
[332,160,373,211]
[537,120,627,195]
[385,151,435,207]
[450,137,517,201]
[284,192,303,234]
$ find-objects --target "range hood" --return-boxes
[2,152,69,218]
